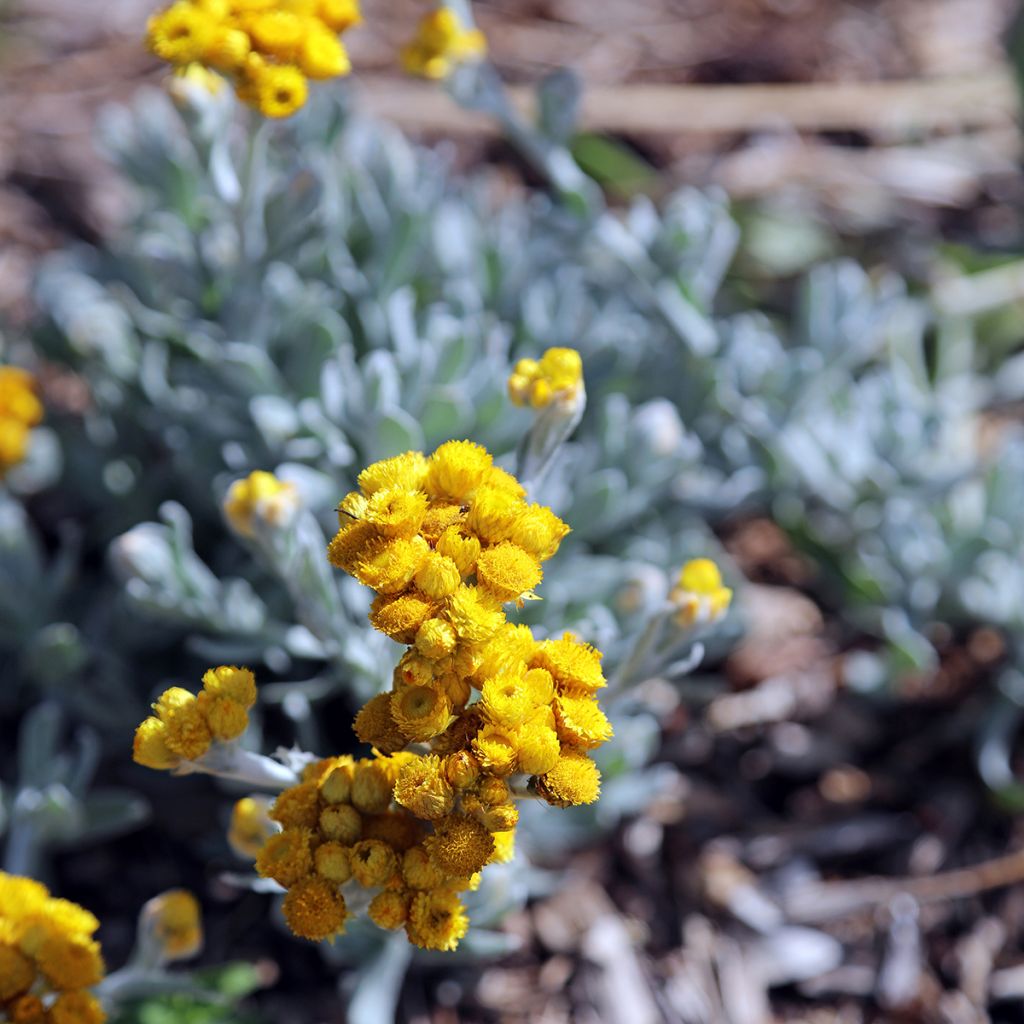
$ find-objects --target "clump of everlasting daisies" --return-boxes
[133,665,256,771]
[146,0,361,118]
[0,872,106,1023]
[268,440,613,950]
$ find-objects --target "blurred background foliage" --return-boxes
[6,1,1024,1021]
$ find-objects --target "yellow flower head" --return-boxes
[536,748,601,807]
[670,557,733,627]
[405,889,469,950]
[350,761,393,814]
[49,992,106,1024]
[442,750,481,790]
[318,804,362,845]
[349,840,399,888]
[0,366,43,477]
[202,665,257,708]
[147,0,358,117]
[314,842,352,884]
[358,451,428,495]
[401,8,486,81]
[228,796,277,859]
[140,890,203,962]
[391,685,452,742]
[476,542,543,603]
[394,755,454,820]
[270,781,321,830]
[370,591,437,644]
[368,890,410,930]
[0,872,107,1017]
[532,634,606,693]
[415,617,458,660]
[353,692,408,754]
[553,692,614,750]
[255,827,314,887]
[425,814,494,877]
[223,470,299,537]
[513,720,560,776]
[282,876,347,941]
[508,347,584,410]
[446,585,504,645]
[425,440,493,502]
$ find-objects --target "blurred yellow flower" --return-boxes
[0,366,43,477]
[508,347,584,410]
[141,889,203,962]
[146,0,360,118]
[401,7,486,80]
[670,557,733,627]
[223,470,299,538]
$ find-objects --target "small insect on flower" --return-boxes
[670,557,733,628]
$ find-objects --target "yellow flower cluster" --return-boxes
[670,558,733,627]
[146,0,360,118]
[252,752,513,949]
[262,441,612,950]
[507,347,584,410]
[0,367,43,478]
[401,8,486,80]
[133,666,256,770]
[0,873,105,1024]
[140,890,203,963]
[223,470,300,537]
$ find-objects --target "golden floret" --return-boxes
[282,876,347,942]
[532,634,606,693]
[314,842,352,884]
[413,551,463,599]
[554,693,614,749]
[394,755,454,820]
[132,717,179,771]
[476,542,543,602]
[270,781,321,830]
[357,451,428,495]
[368,890,410,930]
[351,761,393,814]
[48,991,106,1024]
[405,889,469,950]
[425,440,493,501]
[434,527,481,577]
[391,685,452,742]
[353,535,429,595]
[536,748,601,807]
[35,933,105,990]
[222,470,299,537]
[507,503,571,561]
[370,591,437,644]
[515,721,561,776]
[251,62,308,118]
[196,691,249,741]
[442,751,481,789]
[349,840,399,887]
[201,665,257,708]
[0,944,34,1000]
[425,814,494,877]
[255,828,314,887]
[228,796,277,859]
[446,586,505,645]
[415,617,458,660]
[319,804,362,845]
[472,723,518,776]
[141,889,202,962]
[353,692,408,754]
[318,760,354,804]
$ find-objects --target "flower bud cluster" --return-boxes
[223,470,300,538]
[0,872,106,1024]
[289,441,614,949]
[146,0,360,118]
[132,665,256,771]
[0,367,43,477]
[507,347,584,410]
[251,753,514,949]
[670,558,733,628]
[401,8,486,80]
